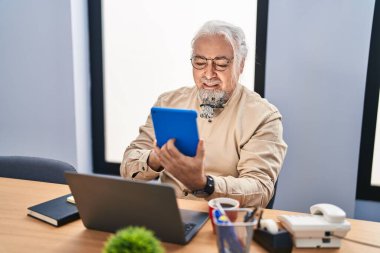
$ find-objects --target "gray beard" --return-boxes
[198,89,229,122]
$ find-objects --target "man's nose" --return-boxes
[204,60,217,79]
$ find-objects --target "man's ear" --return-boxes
[239,59,245,74]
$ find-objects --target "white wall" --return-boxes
[265,0,375,218]
[0,0,91,173]
[355,200,380,222]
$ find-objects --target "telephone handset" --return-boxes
[310,203,346,223]
[278,203,351,248]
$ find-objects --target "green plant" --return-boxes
[102,226,165,253]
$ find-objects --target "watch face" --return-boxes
[205,175,215,194]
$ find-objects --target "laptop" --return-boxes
[64,172,209,245]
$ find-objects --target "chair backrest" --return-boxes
[266,180,278,209]
[0,156,76,184]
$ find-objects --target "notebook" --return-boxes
[27,194,79,226]
[64,172,209,245]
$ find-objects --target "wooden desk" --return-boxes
[1,177,379,253]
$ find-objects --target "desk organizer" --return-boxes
[213,208,257,253]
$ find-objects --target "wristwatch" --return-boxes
[192,175,215,197]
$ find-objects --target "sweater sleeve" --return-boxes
[120,113,162,180]
[205,112,287,208]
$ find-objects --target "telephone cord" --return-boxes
[332,234,380,248]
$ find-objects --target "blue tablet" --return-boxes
[151,107,199,157]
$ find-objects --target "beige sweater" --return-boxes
[120,84,287,207]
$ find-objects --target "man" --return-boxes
[120,20,287,207]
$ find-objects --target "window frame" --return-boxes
[88,0,269,175]
[356,0,380,201]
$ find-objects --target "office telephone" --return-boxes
[278,203,351,248]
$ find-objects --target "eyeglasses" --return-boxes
[190,56,233,71]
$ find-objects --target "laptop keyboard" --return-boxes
[183,223,196,235]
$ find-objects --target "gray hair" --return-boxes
[191,20,248,82]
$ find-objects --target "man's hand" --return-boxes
[154,139,207,190]
[147,140,163,171]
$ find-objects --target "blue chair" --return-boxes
[0,156,76,184]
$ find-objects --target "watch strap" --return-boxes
[192,175,215,197]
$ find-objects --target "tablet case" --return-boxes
[151,107,199,157]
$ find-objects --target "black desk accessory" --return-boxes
[250,208,293,253]
[253,228,293,253]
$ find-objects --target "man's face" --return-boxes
[192,35,237,96]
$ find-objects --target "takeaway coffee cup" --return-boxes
[208,198,240,233]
